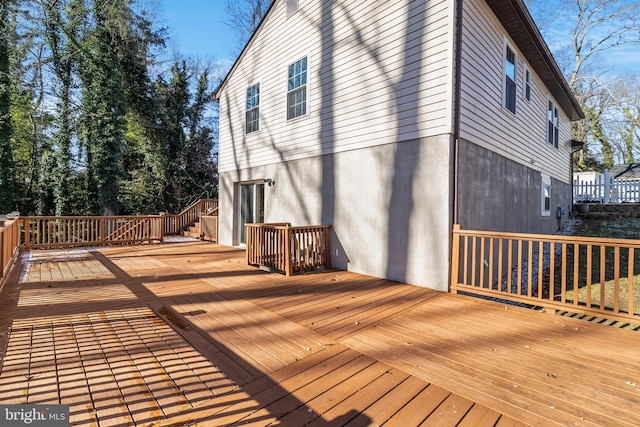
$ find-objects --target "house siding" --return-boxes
[216,0,578,291]
[218,0,454,174]
[457,139,572,234]
[458,0,573,185]
[219,135,453,291]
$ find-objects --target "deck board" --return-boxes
[1,240,639,426]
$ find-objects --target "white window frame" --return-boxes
[286,56,308,121]
[245,82,260,134]
[547,98,559,148]
[541,174,551,217]
[503,39,517,115]
[523,66,532,101]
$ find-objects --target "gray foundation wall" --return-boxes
[456,139,572,234]
[219,135,453,291]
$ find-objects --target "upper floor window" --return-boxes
[524,67,531,101]
[246,83,260,134]
[287,56,307,120]
[547,99,559,148]
[504,44,517,114]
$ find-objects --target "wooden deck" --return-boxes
[0,240,638,426]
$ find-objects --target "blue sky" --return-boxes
[158,0,638,78]
[158,0,240,65]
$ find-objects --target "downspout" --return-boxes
[450,0,464,292]
[452,0,463,226]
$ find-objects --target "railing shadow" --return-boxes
[0,245,374,426]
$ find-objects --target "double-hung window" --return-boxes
[246,83,260,134]
[524,67,531,101]
[547,99,559,148]
[287,57,307,120]
[504,44,517,114]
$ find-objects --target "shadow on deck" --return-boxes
[0,240,638,426]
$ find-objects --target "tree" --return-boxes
[79,0,164,215]
[224,0,270,48]
[526,0,640,170]
[0,0,16,213]
[42,0,83,215]
[3,0,219,216]
[610,77,640,163]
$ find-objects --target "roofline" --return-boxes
[484,0,584,121]
[214,1,277,100]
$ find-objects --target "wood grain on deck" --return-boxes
[1,240,637,426]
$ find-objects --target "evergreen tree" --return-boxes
[2,0,219,215]
[0,0,16,213]
[43,0,83,215]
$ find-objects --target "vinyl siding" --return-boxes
[219,0,454,173]
[458,0,572,184]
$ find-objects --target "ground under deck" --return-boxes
[0,240,638,426]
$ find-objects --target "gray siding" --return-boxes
[458,0,572,185]
[457,138,572,234]
[218,0,454,173]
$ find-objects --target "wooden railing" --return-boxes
[1,215,21,286]
[246,223,331,276]
[22,215,164,249]
[200,215,219,243]
[451,224,640,323]
[163,199,218,234]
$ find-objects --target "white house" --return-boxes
[214,0,583,291]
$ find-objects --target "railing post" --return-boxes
[246,224,251,265]
[450,224,461,293]
[604,169,610,204]
[21,219,28,249]
[0,228,4,281]
[284,225,292,276]
[100,217,106,246]
[324,226,331,269]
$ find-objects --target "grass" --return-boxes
[563,217,640,318]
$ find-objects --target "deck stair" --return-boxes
[182,220,202,239]
[180,206,218,241]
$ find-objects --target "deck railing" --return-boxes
[163,199,218,234]
[22,215,164,249]
[246,223,331,276]
[451,224,640,323]
[199,213,219,243]
[1,215,21,285]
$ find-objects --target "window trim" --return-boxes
[503,38,517,115]
[286,55,309,121]
[245,82,261,134]
[547,97,559,148]
[541,174,551,217]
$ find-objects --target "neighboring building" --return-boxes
[214,0,583,291]
[611,163,640,180]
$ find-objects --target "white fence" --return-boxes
[574,169,640,203]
